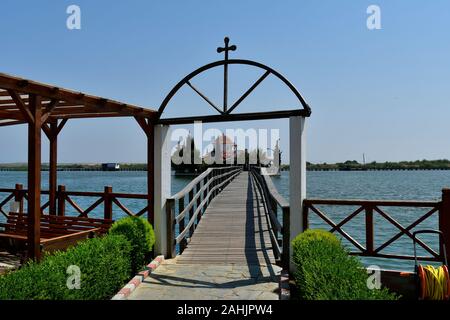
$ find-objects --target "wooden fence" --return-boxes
[303,190,450,263]
[0,184,148,220]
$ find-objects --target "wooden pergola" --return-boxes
[0,72,158,261]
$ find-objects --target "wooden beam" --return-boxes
[7,90,34,124]
[0,110,24,120]
[49,120,58,215]
[50,113,131,120]
[0,90,15,96]
[41,123,51,139]
[0,120,26,127]
[41,99,59,123]
[0,73,157,117]
[57,119,68,135]
[0,97,51,105]
[147,120,155,225]
[135,116,152,136]
[27,94,42,261]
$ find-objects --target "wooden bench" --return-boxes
[0,213,113,254]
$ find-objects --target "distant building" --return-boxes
[203,134,237,164]
[102,163,120,171]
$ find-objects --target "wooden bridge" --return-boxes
[128,166,289,300]
[177,171,275,265]
[166,166,290,269]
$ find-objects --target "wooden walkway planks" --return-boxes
[177,171,276,266]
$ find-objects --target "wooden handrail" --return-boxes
[250,166,290,269]
[304,198,440,207]
[1,188,148,199]
[175,169,241,244]
[166,166,243,257]
[174,168,241,222]
[262,174,289,208]
[170,166,241,201]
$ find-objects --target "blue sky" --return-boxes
[0,0,449,164]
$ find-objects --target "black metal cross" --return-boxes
[217,37,237,61]
[217,37,237,112]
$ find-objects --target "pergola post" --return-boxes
[289,116,306,272]
[28,94,42,261]
[44,119,67,215]
[135,117,156,225]
[48,119,58,215]
[147,120,155,225]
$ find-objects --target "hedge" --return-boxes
[292,229,398,300]
[109,216,155,274]
[0,235,131,300]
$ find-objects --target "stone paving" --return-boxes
[127,257,281,300]
[0,251,21,275]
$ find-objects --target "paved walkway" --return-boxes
[0,251,21,275]
[128,171,281,300]
[127,258,281,300]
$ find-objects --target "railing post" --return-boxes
[188,189,195,237]
[196,182,202,224]
[282,207,290,271]
[166,198,176,258]
[365,204,374,255]
[57,185,66,216]
[179,197,187,253]
[440,189,450,262]
[203,175,208,211]
[212,170,217,198]
[104,186,113,220]
[14,184,24,214]
[302,203,309,231]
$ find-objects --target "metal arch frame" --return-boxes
[157,59,312,125]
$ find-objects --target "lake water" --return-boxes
[1,170,449,271]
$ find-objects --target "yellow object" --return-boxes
[419,265,449,300]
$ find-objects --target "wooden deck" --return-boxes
[177,171,276,266]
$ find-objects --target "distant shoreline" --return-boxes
[1,159,450,172]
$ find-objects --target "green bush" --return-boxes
[0,235,131,300]
[292,229,398,300]
[109,216,155,274]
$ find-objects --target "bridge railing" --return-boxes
[166,166,243,258]
[250,166,290,269]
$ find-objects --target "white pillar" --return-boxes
[289,116,306,272]
[154,124,171,256]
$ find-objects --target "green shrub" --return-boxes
[0,235,131,300]
[292,229,398,300]
[109,216,155,274]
